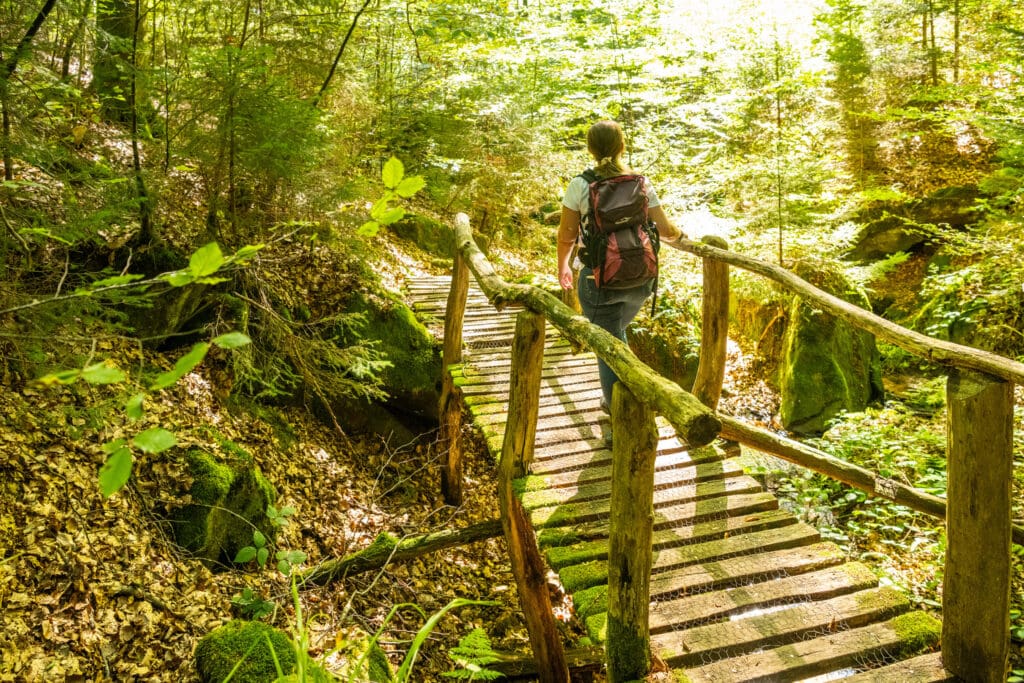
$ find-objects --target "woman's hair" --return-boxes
[587,120,630,177]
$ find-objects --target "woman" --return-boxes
[557,120,685,439]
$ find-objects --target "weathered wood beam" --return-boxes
[507,311,545,477]
[452,214,721,449]
[671,238,1024,385]
[605,383,657,682]
[691,235,729,409]
[718,414,1024,546]
[943,370,1013,682]
[440,253,471,505]
[297,519,504,586]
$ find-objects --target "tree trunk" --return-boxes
[94,0,134,122]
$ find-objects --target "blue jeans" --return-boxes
[577,267,654,407]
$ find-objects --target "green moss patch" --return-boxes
[169,448,277,568]
[573,584,609,621]
[194,620,296,683]
[889,611,941,655]
[560,559,608,594]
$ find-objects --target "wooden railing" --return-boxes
[440,213,1021,683]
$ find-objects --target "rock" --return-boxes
[626,327,699,392]
[169,447,277,568]
[194,620,335,683]
[777,263,883,434]
[388,213,456,258]
[846,185,979,260]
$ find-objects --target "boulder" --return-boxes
[846,185,979,260]
[194,620,334,683]
[388,213,456,258]
[169,447,277,568]
[777,263,883,434]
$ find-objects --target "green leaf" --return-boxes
[278,559,292,575]
[188,242,225,278]
[36,369,81,386]
[151,342,210,390]
[256,547,269,567]
[165,271,194,287]
[212,332,251,349]
[253,530,266,548]
[132,428,177,454]
[234,546,258,563]
[382,157,405,189]
[81,362,126,385]
[124,393,146,420]
[395,175,426,199]
[357,221,381,237]
[193,276,229,285]
[103,438,128,454]
[229,244,264,263]
[99,447,133,498]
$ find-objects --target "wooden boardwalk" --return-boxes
[408,275,951,682]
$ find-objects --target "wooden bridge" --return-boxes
[406,214,1022,682]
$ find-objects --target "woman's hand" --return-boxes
[557,207,581,291]
[559,265,575,290]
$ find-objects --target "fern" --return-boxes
[443,628,504,681]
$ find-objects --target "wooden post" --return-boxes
[691,235,729,410]
[506,310,546,477]
[498,312,568,683]
[439,249,470,505]
[605,381,658,682]
[942,369,1012,682]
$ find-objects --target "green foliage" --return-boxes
[358,157,426,237]
[443,628,504,680]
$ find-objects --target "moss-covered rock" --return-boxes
[387,213,456,258]
[777,262,883,434]
[626,327,699,392]
[347,290,441,421]
[170,447,277,568]
[194,620,296,682]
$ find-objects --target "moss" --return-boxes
[170,448,277,568]
[605,615,650,680]
[387,212,456,258]
[512,475,549,495]
[545,541,607,570]
[536,527,583,548]
[889,611,941,655]
[560,560,608,594]
[585,612,607,642]
[573,584,609,621]
[194,620,297,683]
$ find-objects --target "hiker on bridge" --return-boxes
[557,119,686,432]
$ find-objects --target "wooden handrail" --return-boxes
[671,238,1024,385]
[452,214,721,449]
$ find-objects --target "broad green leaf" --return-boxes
[99,447,133,498]
[165,271,194,287]
[132,427,177,454]
[194,276,229,285]
[278,559,292,575]
[256,547,269,567]
[36,369,81,386]
[395,175,426,199]
[253,530,266,548]
[230,244,264,262]
[81,362,126,385]
[382,157,405,189]
[103,438,128,454]
[151,342,210,390]
[357,221,381,237]
[369,197,393,221]
[378,207,405,225]
[212,332,251,349]
[234,546,258,563]
[124,393,146,420]
[188,242,225,278]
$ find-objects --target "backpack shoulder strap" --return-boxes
[579,169,599,183]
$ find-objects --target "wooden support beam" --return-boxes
[499,312,569,683]
[439,253,470,505]
[605,382,657,682]
[507,310,546,477]
[691,235,729,410]
[942,370,1012,682]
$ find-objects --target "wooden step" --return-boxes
[572,541,849,621]
[584,562,879,640]
[544,508,797,569]
[523,457,742,493]
[559,522,820,593]
[654,586,910,668]
[841,651,953,682]
[680,611,941,682]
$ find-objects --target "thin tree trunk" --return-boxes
[1,0,59,181]
[312,0,373,108]
[952,0,960,84]
[129,0,154,244]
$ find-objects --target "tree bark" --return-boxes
[670,238,1024,385]
[506,310,545,477]
[942,370,1012,682]
[691,235,729,410]
[440,252,469,505]
[312,0,373,108]
[298,520,503,586]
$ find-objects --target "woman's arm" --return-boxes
[649,205,685,243]
[557,207,581,290]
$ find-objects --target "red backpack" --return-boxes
[578,169,660,292]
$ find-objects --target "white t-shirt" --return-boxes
[561,173,662,215]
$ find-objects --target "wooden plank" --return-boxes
[653,586,910,668]
[573,542,849,621]
[522,472,762,512]
[543,508,797,569]
[841,652,954,682]
[529,475,768,524]
[527,439,718,477]
[532,490,779,531]
[526,457,742,493]
[558,523,819,593]
[681,612,942,683]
